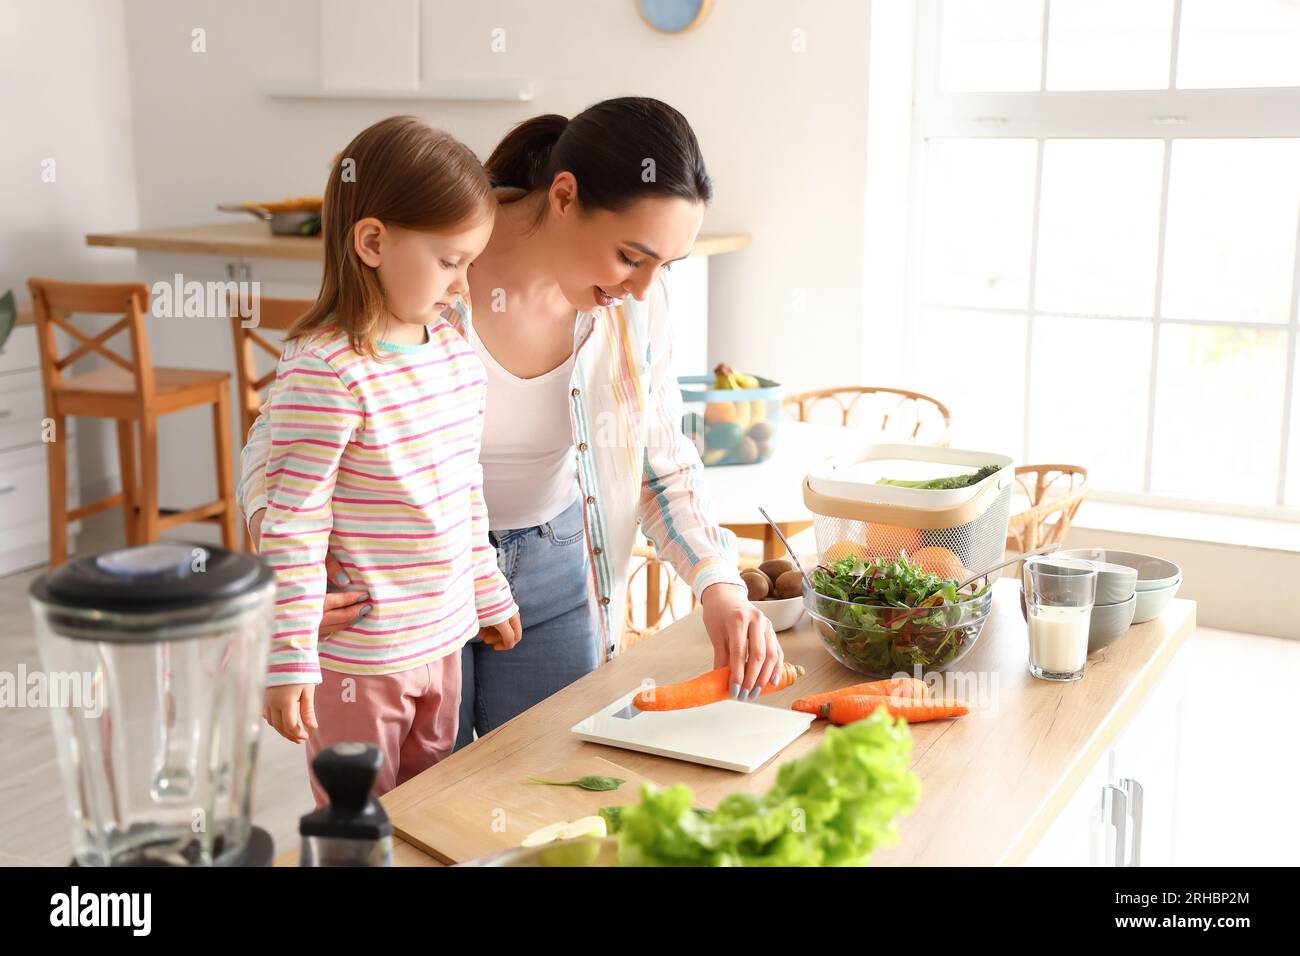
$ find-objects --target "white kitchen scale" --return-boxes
[571,693,815,773]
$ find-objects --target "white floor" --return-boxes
[2,514,1296,866]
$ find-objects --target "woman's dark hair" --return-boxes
[484,97,712,214]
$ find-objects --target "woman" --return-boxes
[239,97,782,751]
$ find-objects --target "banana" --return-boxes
[712,363,750,430]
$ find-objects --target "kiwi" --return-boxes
[758,558,795,584]
[747,421,774,442]
[741,569,771,601]
[774,569,805,600]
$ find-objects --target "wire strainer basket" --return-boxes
[802,444,1015,579]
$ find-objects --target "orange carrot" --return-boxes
[820,694,969,725]
[792,677,930,715]
[634,662,806,711]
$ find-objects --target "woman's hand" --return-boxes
[264,683,317,743]
[700,582,783,699]
[249,508,371,637]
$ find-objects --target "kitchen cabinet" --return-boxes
[0,324,80,573]
[1025,652,1187,866]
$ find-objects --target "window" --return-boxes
[905,0,1300,518]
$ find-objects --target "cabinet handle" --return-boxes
[1101,784,1128,867]
[0,409,11,418]
[1120,778,1144,867]
[0,485,14,494]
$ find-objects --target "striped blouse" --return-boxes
[259,322,517,686]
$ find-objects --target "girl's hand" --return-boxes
[264,684,318,744]
[700,582,783,699]
[479,612,523,651]
[249,508,370,637]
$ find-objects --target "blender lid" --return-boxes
[30,541,274,613]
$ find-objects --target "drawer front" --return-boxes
[0,326,40,374]
[0,448,79,530]
[0,388,49,450]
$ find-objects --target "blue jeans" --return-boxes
[454,496,598,751]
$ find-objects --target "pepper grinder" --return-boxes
[299,743,393,866]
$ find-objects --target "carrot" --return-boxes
[633,662,806,711]
[791,677,930,715]
[820,694,969,725]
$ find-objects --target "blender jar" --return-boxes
[29,541,276,866]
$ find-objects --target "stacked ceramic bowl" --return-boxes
[1058,549,1182,648]
[1020,549,1183,652]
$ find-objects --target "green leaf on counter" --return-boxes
[527,774,625,792]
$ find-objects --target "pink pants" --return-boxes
[304,656,461,808]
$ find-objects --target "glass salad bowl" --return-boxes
[804,579,993,677]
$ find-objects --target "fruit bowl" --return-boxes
[804,579,992,677]
[679,370,782,468]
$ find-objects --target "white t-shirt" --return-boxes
[469,321,579,531]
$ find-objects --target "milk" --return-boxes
[1028,604,1091,677]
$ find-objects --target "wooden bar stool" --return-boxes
[27,278,238,566]
[229,294,312,551]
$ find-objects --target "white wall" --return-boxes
[112,0,874,395]
[0,0,142,500]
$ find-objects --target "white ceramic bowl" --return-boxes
[1132,577,1181,624]
[756,595,805,632]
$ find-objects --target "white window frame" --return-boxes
[904,0,1300,523]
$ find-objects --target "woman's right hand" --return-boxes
[249,508,370,638]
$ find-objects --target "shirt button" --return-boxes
[600,596,610,606]
[571,388,581,398]
[585,495,596,505]
[578,442,589,452]
[593,547,602,555]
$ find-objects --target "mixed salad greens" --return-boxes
[602,709,920,866]
[808,552,992,674]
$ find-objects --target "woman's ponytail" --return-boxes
[484,113,568,190]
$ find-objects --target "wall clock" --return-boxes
[636,0,713,35]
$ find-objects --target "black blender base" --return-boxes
[69,826,274,867]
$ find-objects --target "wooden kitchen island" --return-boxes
[363,578,1195,867]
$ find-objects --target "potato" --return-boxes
[774,569,805,600]
[741,569,771,601]
[758,558,795,585]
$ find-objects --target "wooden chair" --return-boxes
[1006,464,1090,569]
[229,294,312,550]
[783,385,952,446]
[27,278,238,566]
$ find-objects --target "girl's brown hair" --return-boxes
[287,115,494,358]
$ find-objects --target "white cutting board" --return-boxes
[571,694,815,773]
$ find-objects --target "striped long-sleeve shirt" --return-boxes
[259,322,517,686]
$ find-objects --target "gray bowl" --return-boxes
[1087,593,1137,651]
[1059,548,1181,592]
[1132,577,1181,624]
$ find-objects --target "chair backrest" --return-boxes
[229,294,313,441]
[1006,464,1090,563]
[27,278,155,411]
[783,385,952,447]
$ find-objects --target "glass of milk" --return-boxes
[1023,557,1098,682]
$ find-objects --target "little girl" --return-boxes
[258,116,520,805]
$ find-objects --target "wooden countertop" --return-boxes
[377,578,1196,866]
[86,221,752,261]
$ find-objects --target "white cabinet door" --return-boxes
[1026,655,1188,866]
